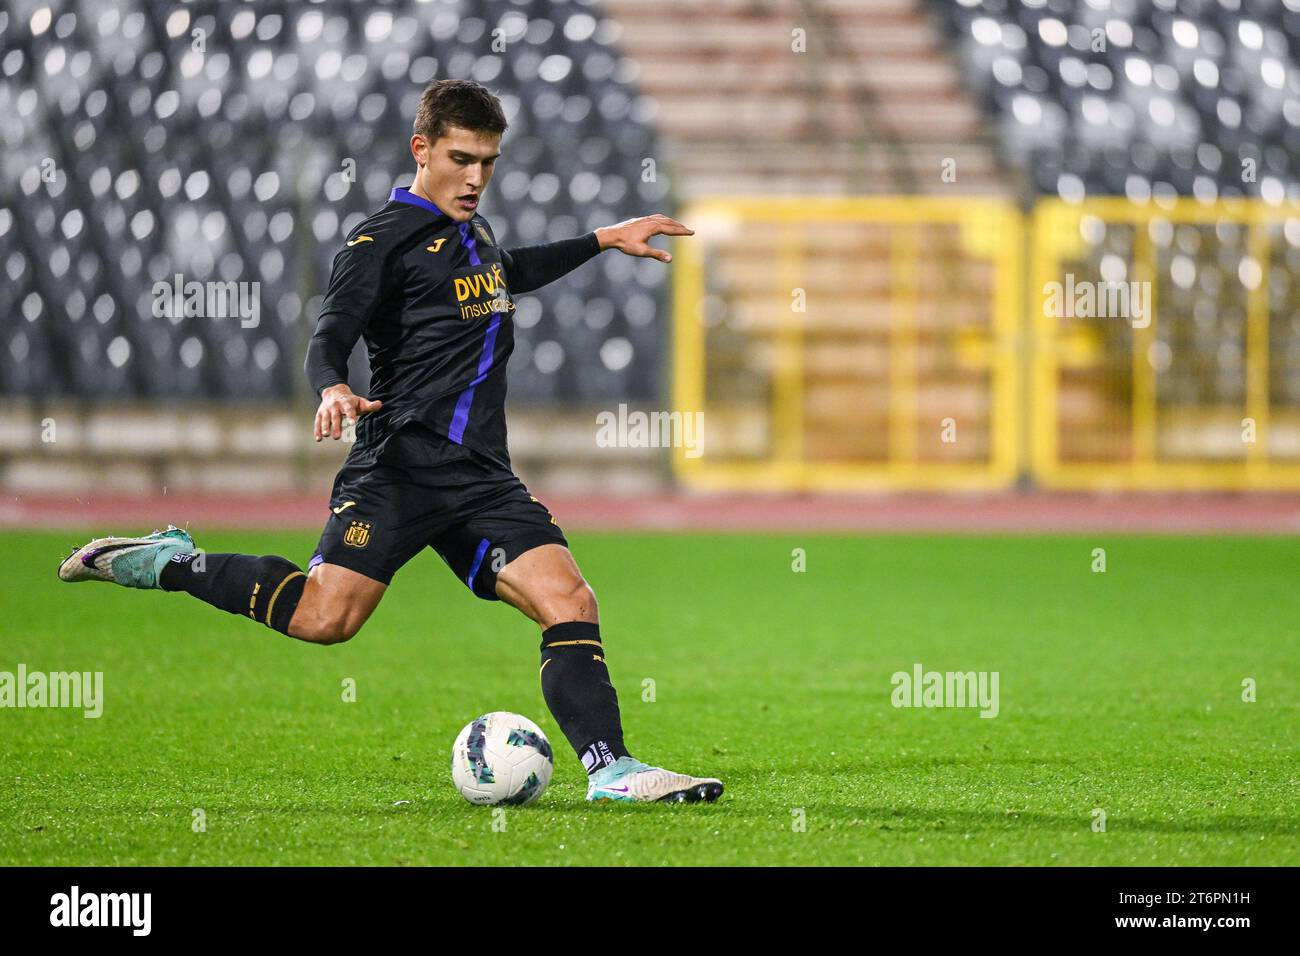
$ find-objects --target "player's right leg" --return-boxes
[58,526,385,644]
[285,562,386,644]
[58,451,426,645]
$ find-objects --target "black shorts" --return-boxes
[310,423,567,597]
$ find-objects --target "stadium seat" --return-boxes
[0,0,665,402]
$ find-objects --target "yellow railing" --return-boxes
[1032,197,1300,490]
[673,196,1300,491]
[671,196,1022,491]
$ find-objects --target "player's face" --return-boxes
[412,126,501,222]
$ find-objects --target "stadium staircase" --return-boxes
[600,0,1018,475]
[603,0,1009,197]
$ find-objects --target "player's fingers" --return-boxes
[329,405,343,440]
[652,216,694,235]
[313,408,323,442]
[358,398,382,415]
[630,240,671,262]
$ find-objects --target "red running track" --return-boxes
[4,492,1300,534]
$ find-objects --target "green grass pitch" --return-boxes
[2,531,1296,866]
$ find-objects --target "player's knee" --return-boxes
[574,579,597,616]
[298,609,364,645]
[541,577,597,626]
[318,621,360,645]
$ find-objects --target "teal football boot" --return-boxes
[58,525,196,589]
[586,756,724,804]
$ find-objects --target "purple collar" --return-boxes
[390,186,446,217]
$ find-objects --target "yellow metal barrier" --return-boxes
[671,197,1023,491]
[1031,198,1300,490]
[673,195,1300,492]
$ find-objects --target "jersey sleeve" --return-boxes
[500,232,602,295]
[303,247,387,397]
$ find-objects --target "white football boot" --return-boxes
[58,526,196,589]
[586,756,724,804]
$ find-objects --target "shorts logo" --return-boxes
[343,520,372,548]
[529,494,557,525]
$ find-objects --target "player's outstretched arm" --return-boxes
[499,214,693,295]
[594,213,694,262]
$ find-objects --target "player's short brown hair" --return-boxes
[413,79,508,143]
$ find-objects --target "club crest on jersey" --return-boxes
[343,520,372,548]
[473,222,493,246]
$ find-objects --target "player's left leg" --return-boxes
[57,526,313,635]
[493,542,723,804]
[59,525,377,642]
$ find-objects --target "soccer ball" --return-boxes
[450,711,554,806]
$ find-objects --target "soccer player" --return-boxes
[59,79,722,804]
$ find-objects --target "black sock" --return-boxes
[159,552,307,635]
[539,621,631,774]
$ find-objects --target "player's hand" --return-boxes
[594,214,694,263]
[314,384,382,442]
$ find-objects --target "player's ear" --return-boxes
[410,134,429,167]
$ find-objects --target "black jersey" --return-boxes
[305,187,601,468]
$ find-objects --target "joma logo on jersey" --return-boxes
[454,264,514,320]
[343,521,371,548]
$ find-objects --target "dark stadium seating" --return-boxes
[929,0,1300,410]
[0,0,666,402]
[929,0,1300,201]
